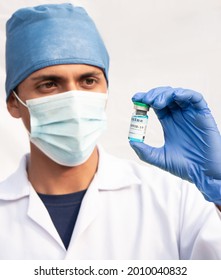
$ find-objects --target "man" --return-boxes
[0,3,221,259]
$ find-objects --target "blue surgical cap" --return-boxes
[5,3,109,100]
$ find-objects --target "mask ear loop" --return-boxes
[12,90,31,136]
[13,91,28,108]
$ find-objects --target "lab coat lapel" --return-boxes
[65,146,142,258]
[27,186,65,250]
[65,174,100,258]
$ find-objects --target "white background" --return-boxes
[0,0,221,180]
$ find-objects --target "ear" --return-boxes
[7,92,22,118]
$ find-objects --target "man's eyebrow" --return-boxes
[78,71,103,79]
[30,71,103,81]
[30,75,62,81]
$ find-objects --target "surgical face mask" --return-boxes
[13,90,108,166]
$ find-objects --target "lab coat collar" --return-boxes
[95,145,141,190]
[66,146,142,254]
[0,146,141,200]
[0,154,31,200]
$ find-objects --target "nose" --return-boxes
[63,81,78,92]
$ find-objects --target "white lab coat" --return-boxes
[0,147,221,260]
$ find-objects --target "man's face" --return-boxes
[7,64,108,130]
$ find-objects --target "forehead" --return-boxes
[27,64,105,79]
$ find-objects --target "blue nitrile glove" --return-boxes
[129,86,221,205]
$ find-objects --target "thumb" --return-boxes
[129,141,165,169]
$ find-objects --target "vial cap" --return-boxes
[133,101,150,110]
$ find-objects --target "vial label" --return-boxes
[128,115,148,142]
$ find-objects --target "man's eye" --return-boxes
[42,82,56,88]
[81,78,97,87]
[85,78,95,85]
[41,82,57,88]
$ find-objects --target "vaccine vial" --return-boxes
[128,101,150,142]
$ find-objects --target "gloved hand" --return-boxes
[130,86,221,205]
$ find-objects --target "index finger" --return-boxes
[132,86,175,109]
[173,88,208,110]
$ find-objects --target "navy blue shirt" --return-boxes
[38,189,87,249]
